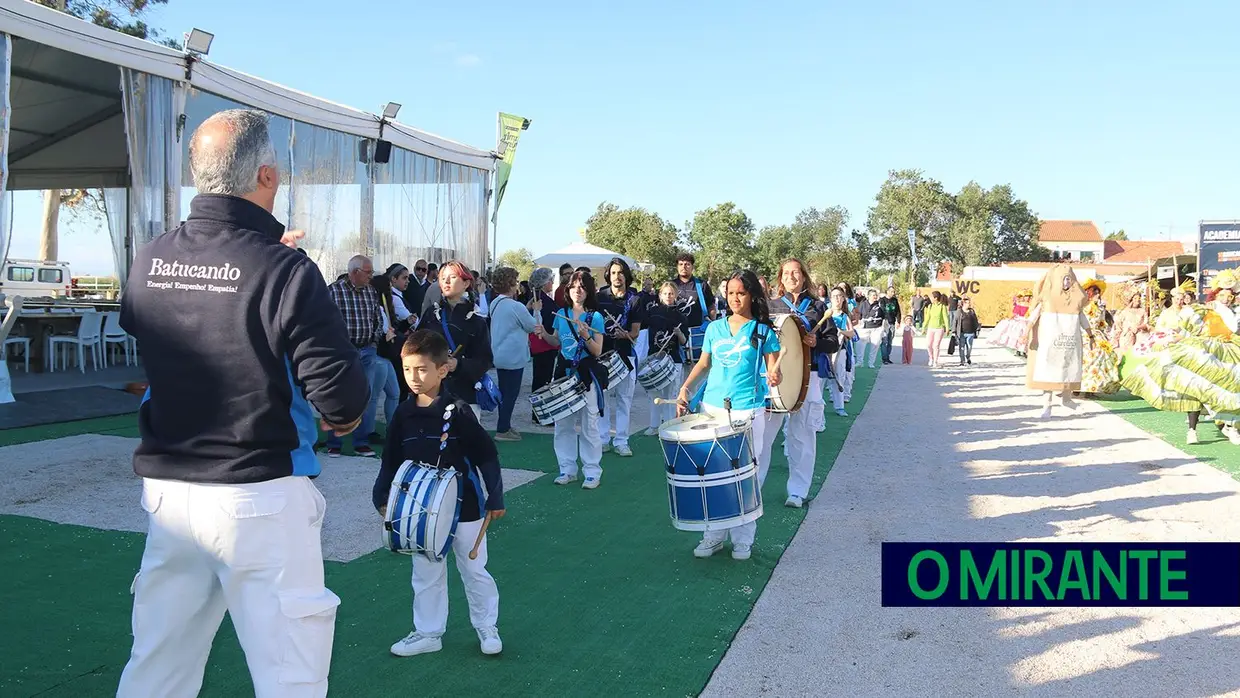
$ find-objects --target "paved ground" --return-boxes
[704,337,1240,697]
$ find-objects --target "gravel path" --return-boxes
[703,337,1240,697]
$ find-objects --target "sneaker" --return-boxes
[326,447,342,458]
[614,444,633,457]
[1039,406,1052,419]
[391,631,442,657]
[1187,429,1199,445]
[732,544,752,561]
[554,474,578,485]
[601,443,613,454]
[1224,425,1240,446]
[354,446,377,457]
[836,409,848,417]
[694,538,725,558]
[476,626,503,655]
[494,431,521,442]
[582,477,600,490]
[785,495,804,508]
[644,427,659,437]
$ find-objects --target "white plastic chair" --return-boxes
[102,312,132,366]
[47,311,104,373]
[2,336,31,373]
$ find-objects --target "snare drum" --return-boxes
[383,461,462,561]
[600,349,631,384]
[685,325,707,363]
[637,351,676,392]
[529,373,588,425]
[658,413,763,532]
[767,313,811,413]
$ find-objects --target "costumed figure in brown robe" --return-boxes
[1024,264,1095,418]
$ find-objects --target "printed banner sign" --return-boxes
[881,542,1240,607]
[1198,220,1240,296]
[492,112,531,223]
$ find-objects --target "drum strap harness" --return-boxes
[557,310,608,417]
[430,401,485,515]
[603,289,638,371]
[783,295,837,380]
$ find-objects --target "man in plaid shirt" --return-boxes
[325,254,386,456]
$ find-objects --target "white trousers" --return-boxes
[827,351,848,411]
[804,373,825,432]
[700,404,770,547]
[598,367,636,447]
[759,402,817,499]
[635,329,650,366]
[411,518,499,636]
[554,381,603,479]
[649,364,683,430]
[117,476,337,698]
[843,343,856,401]
[860,326,883,367]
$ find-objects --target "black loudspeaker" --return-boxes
[374,140,392,164]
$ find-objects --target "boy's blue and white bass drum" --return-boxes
[384,460,463,562]
[658,413,763,531]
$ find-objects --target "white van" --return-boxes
[1,258,73,300]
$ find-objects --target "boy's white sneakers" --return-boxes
[694,538,725,558]
[391,632,442,657]
[477,626,503,655]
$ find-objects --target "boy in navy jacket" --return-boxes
[373,330,505,657]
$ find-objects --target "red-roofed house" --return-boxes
[1102,240,1185,264]
[1039,220,1105,262]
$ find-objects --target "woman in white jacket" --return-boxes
[489,266,540,441]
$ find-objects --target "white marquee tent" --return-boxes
[0,0,497,282]
[534,242,652,272]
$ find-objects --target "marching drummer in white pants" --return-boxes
[116,109,371,698]
[677,270,781,560]
[596,258,644,457]
[762,259,826,508]
[645,282,690,430]
[858,289,885,368]
[540,271,608,489]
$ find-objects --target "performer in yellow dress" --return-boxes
[1079,279,1120,395]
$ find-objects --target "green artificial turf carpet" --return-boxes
[1098,390,1240,481]
[0,369,876,698]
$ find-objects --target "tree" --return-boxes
[866,170,1047,280]
[38,1,182,46]
[684,202,757,284]
[1106,229,1128,241]
[497,247,537,279]
[39,0,180,261]
[582,202,680,280]
[865,169,952,282]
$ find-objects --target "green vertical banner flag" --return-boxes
[492,112,531,223]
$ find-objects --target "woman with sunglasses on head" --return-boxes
[416,261,495,420]
[676,269,781,561]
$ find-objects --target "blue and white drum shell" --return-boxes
[636,351,676,392]
[658,413,763,532]
[529,373,588,425]
[601,349,630,384]
[684,326,707,364]
[384,461,462,562]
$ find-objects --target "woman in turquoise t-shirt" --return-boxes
[676,269,781,561]
[538,271,608,489]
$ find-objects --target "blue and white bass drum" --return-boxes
[383,461,462,562]
[658,413,763,532]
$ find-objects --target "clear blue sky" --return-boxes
[11,0,1240,274]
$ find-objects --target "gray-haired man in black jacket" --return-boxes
[117,109,369,698]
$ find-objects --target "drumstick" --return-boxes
[469,511,493,560]
[553,312,606,338]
